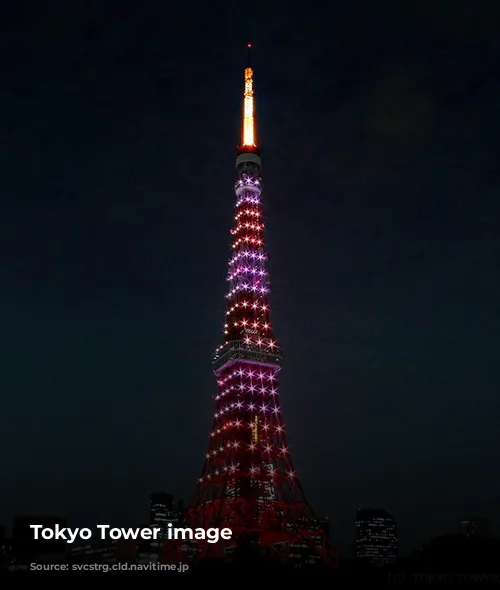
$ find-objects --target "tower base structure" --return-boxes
[160,505,338,570]
[161,538,337,571]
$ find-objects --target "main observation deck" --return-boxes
[212,340,283,375]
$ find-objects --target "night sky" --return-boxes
[1,0,499,556]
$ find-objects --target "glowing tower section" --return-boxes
[171,46,335,568]
[204,55,288,520]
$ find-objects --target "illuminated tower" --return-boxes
[165,46,336,568]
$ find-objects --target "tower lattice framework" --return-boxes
[163,46,336,568]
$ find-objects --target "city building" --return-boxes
[139,493,183,563]
[459,516,490,538]
[69,542,116,565]
[150,492,183,539]
[0,526,8,567]
[356,508,398,566]
[10,515,67,568]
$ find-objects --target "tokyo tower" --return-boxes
[164,46,336,568]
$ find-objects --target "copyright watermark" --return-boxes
[389,572,500,584]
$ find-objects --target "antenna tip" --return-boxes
[248,42,252,48]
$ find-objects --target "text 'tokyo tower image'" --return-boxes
[163,46,336,569]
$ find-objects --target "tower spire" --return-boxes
[241,43,256,149]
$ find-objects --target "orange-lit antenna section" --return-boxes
[242,43,256,147]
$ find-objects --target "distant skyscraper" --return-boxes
[11,516,67,565]
[356,508,398,566]
[140,492,184,564]
[150,492,182,539]
[150,492,173,537]
[0,525,7,567]
[459,516,490,538]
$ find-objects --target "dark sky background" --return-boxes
[1,0,499,556]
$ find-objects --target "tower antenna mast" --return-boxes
[241,43,256,149]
